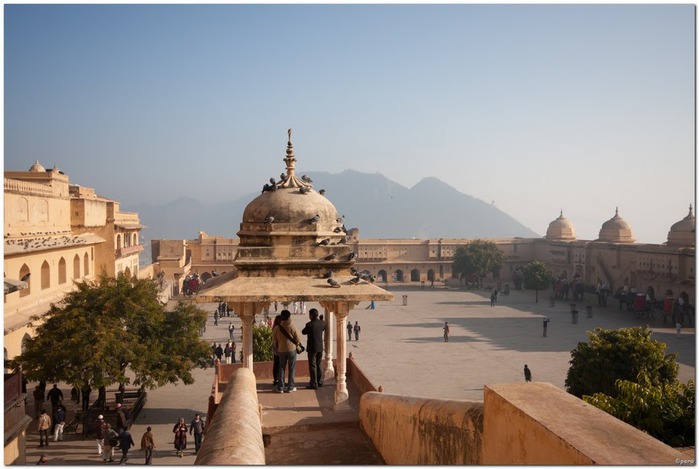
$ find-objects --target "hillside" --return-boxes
[132,170,540,243]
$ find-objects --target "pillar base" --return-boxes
[323,365,335,382]
[332,389,350,410]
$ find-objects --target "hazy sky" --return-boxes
[4,4,695,244]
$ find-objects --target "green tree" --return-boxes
[452,240,505,288]
[523,260,552,303]
[584,372,695,447]
[252,325,274,362]
[9,273,211,391]
[565,326,678,399]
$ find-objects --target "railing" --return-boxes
[116,244,144,257]
[4,178,55,196]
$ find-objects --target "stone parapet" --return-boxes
[195,367,265,465]
[359,392,483,465]
[482,382,685,465]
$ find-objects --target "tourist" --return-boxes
[214,309,219,326]
[104,423,118,462]
[81,384,91,411]
[70,386,79,406]
[231,340,237,363]
[140,426,156,464]
[354,321,361,341]
[228,322,234,340]
[116,402,127,432]
[53,404,66,441]
[347,322,353,341]
[37,409,51,447]
[224,341,232,364]
[490,288,498,307]
[46,384,63,417]
[272,309,301,393]
[173,417,188,457]
[524,364,532,382]
[190,414,205,454]
[302,308,326,389]
[119,428,135,465]
[215,343,224,363]
[443,321,449,342]
[95,415,106,458]
[272,315,282,387]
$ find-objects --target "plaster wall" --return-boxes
[359,392,483,465]
[482,382,685,465]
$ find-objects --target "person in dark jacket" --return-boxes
[119,428,135,464]
[302,308,326,389]
[189,414,205,454]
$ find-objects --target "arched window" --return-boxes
[41,261,50,290]
[378,270,387,283]
[132,233,138,246]
[124,267,131,278]
[73,254,81,279]
[84,253,90,276]
[19,264,31,297]
[116,234,122,250]
[411,269,420,282]
[427,269,435,282]
[58,257,67,284]
[395,270,404,282]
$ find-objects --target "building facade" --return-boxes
[154,207,695,301]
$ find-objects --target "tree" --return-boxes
[9,273,211,391]
[584,372,695,447]
[252,325,274,362]
[565,326,678,399]
[452,240,505,288]
[523,260,552,303]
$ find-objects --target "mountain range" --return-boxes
[132,170,540,244]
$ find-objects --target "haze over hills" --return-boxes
[133,170,541,246]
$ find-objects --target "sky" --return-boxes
[3,4,695,244]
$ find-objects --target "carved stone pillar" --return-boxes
[332,302,350,409]
[320,305,335,382]
[239,303,255,370]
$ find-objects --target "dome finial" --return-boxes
[689,204,694,218]
[615,206,619,217]
[560,209,563,218]
[279,129,312,190]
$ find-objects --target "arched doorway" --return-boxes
[410,269,420,282]
[427,269,435,282]
[394,270,404,282]
[378,270,387,283]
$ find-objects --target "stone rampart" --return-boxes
[482,382,685,465]
[195,367,265,465]
[359,392,484,464]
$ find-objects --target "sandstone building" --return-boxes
[3,162,143,464]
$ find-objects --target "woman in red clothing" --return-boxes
[173,417,188,458]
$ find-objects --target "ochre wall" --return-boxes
[359,392,483,465]
[482,382,685,465]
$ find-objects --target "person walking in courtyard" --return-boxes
[95,415,106,458]
[302,308,326,389]
[37,409,51,447]
[347,321,353,341]
[231,339,237,363]
[116,402,127,432]
[228,322,234,340]
[190,413,205,454]
[104,423,118,462]
[173,417,188,457]
[140,426,156,464]
[53,403,66,441]
[224,341,232,364]
[524,364,532,382]
[354,321,361,341]
[443,321,450,342]
[272,309,302,393]
[213,309,219,326]
[81,384,91,411]
[119,427,135,465]
[490,288,498,307]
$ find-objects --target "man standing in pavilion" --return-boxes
[302,308,326,389]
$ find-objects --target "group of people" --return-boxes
[36,384,69,447]
[271,308,327,393]
[346,321,361,341]
[94,412,206,464]
[211,340,238,365]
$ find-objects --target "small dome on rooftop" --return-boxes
[667,205,695,247]
[29,160,45,172]
[598,207,635,243]
[545,210,576,241]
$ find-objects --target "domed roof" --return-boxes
[667,205,695,247]
[241,130,339,232]
[28,160,45,172]
[545,210,576,241]
[598,207,635,243]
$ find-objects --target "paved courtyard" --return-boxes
[23,285,695,464]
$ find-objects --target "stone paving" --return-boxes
[22,286,695,465]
